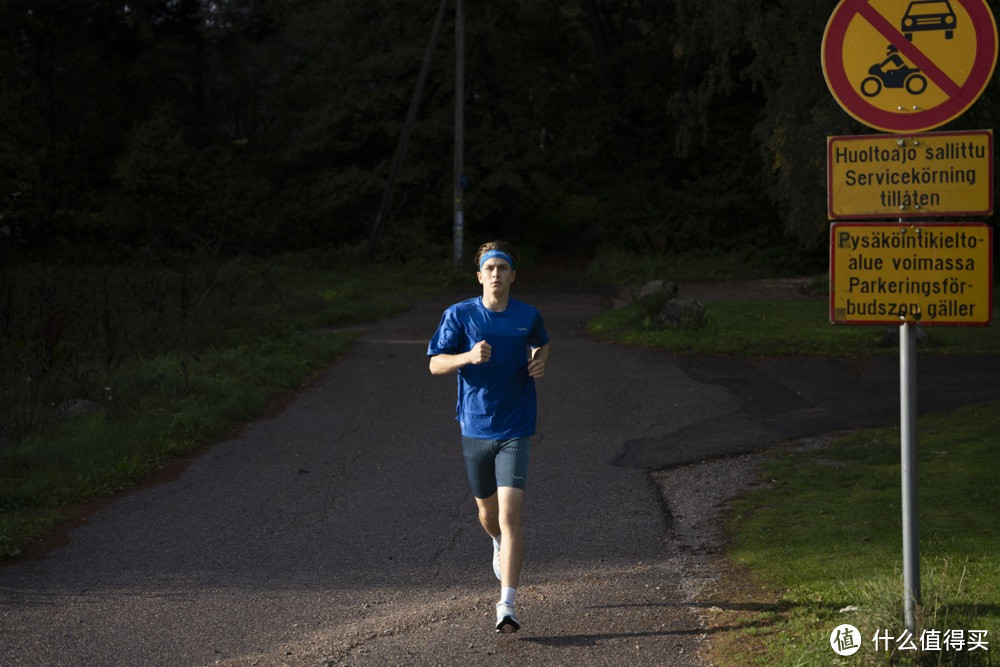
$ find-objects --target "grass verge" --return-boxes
[589,299,1000,356]
[0,252,454,559]
[707,401,1000,666]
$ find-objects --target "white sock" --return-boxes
[501,587,516,606]
[492,537,501,550]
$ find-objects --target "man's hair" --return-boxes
[474,240,518,269]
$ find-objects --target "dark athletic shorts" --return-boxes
[461,436,531,499]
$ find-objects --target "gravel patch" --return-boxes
[653,454,763,591]
[651,453,768,666]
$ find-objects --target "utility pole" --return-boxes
[368,0,448,260]
[453,0,465,268]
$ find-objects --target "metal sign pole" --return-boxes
[900,317,920,633]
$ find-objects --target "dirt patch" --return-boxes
[695,557,790,667]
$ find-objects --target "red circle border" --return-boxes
[822,0,998,132]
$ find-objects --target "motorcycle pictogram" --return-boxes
[859,45,928,97]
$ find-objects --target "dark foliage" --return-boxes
[0,1,996,264]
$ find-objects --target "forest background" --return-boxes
[3,0,997,268]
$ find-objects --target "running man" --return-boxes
[427,241,550,633]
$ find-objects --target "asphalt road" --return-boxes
[2,285,999,666]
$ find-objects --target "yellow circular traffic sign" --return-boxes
[822,0,998,132]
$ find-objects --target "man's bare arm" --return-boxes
[527,343,550,378]
[429,340,492,375]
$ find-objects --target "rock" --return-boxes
[636,279,679,301]
[630,280,681,320]
[656,298,707,330]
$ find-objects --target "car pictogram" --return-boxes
[902,0,958,40]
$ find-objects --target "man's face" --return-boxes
[477,258,515,295]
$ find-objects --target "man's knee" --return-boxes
[478,505,499,526]
[475,494,500,528]
[498,505,522,531]
[499,516,521,535]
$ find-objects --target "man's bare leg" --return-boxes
[475,488,525,632]
[475,493,501,542]
[496,486,524,588]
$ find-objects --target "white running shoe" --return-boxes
[495,602,520,633]
[492,543,501,580]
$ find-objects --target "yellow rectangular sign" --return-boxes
[827,131,994,219]
[830,223,993,326]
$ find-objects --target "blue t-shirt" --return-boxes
[428,297,549,439]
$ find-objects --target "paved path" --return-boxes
[2,285,999,666]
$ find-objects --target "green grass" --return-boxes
[589,298,1000,356]
[709,402,1000,666]
[0,332,359,554]
[0,251,454,558]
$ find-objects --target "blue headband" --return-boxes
[478,249,515,270]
